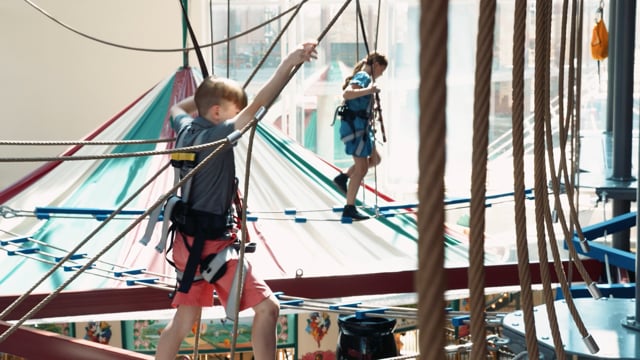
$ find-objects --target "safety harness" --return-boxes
[140,122,254,319]
[333,104,371,144]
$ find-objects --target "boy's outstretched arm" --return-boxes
[234,41,318,130]
[169,97,196,123]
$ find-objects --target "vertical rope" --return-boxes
[541,1,597,348]
[354,0,385,209]
[468,1,495,358]
[573,0,584,222]
[181,0,189,67]
[242,0,308,89]
[226,0,230,78]
[417,0,447,358]
[547,0,596,288]
[374,0,382,50]
[179,0,209,78]
[210,0,215,75]
[511,1,540,358]
[230,2,354,358]
[193,315,202,359]
[533,1,566,358]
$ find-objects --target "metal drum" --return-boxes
[336,314,398,360]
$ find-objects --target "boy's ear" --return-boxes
[209,104,221,118]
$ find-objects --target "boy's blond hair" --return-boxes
[194,76,248,116]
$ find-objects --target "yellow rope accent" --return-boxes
[170,152,196,162]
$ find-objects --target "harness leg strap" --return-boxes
[155,196,181,252]
[226,257,248,322]
[177,233,206,293]
[139,203,164,246]
[201,246,237,282]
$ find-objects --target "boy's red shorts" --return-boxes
[170,231,272,309]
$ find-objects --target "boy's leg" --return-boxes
[156,305,202,360]
[250,295,280,360]
[214,259,278,359]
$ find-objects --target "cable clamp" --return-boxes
[0,205,17,219]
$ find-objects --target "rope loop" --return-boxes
[0,205,18,219]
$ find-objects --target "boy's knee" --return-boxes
[254,296,280,319]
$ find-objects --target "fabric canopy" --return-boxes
[0,67,486,309]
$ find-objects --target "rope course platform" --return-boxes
[1,187,534,224]
[0,233,176,291]
[2,0,630,358]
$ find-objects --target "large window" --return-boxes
[202,0,626,201]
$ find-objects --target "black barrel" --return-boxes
[336,315,398,359]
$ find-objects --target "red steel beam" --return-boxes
[0,260,602,359]
[0,260,601,321]
[0,320,153,360]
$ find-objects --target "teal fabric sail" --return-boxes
[0,67,489,299]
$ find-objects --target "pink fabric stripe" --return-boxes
[0,88,154,204]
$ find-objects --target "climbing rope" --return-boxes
[416,0,447,359]
[242,0,309,89]
[0,138,225,162]
[547,0,597,290]
[540,0,598,354]
[354,0,385,213]
[532,2,568,358]
[467,1,495,358]
[179,0,209,78]
[0,138,173,146]
[510,1,540,358]
[230,1,355,357]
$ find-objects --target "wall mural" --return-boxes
[121,314,295,354]
[298,312,339,360]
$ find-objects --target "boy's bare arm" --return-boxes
[170,97,197,120]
